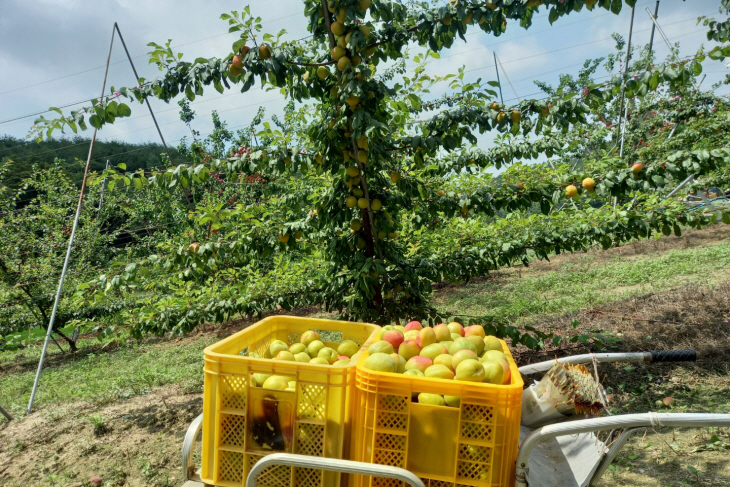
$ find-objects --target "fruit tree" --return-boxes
[26,0,730,334]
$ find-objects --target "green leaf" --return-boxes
[89,114,102,129]
[548,8,559,24]
[117,103,132,117]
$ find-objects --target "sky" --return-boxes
[0,0,728,157]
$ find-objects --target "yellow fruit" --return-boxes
[331,21,345,36]
[343,151,351,162]
[335,8,346,23]
[582,177,596,191]
[347,94,360,109]
[338,56,351,71]
[390,171,401,183]
[363,353,396,372]
[259,45,272,59]
[357,237,366,249]
[284,156,291,165]
[357,0,371,11]
[346,196,357,208]
[465,12,473,24]
[332,46,346,61]
[565,185,578,198]
[229,64,243,77]
[527,0,542,6]
[294,231,303,239]
[358,150,367,163]
[442,15,452,25]
[371,199,382,211]
[363,46,376,57]
[511,109,521,124]
[328,120,336,129]
[278,233,290,243]
[351,55,362,66]
[490,101,499,110]
[486,2,498,10]
[262,375,289,390]
[357,197,369,209]
[461,206,469,214]
[357,135,368,149]
[483,336,502,352]
[327,0,337,13]
[317,66,329,79]
[359,25,371,37]
[346,166,359,177]
[351,219,362,231]
[418,393,446,406]
[497,111,506,123]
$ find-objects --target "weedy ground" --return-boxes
[1,225,728,486]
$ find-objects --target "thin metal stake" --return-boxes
[0,404,13,421]
[27,25,116,415]
[647,1,660,56]
[96,160,110,223]
[616,5,636,152]
[494,52,520,102]
[493,52,504,105]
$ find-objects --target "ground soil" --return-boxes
[1,225,728,486]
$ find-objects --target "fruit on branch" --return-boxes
[442,14,452,26]
[582,177,596,193]
[632,163,643,175]
[347,95,360,109]
[351,219,362,231]
[331,21,345,36]
[357,197,369,209]
[358,0,371,11]
[371,199,382,211]
[526,0,542,5]
[278,233,290,243]
[358,150,367,163]
[346,166,360,177]
[303,71,311,83]
[516,182,525,191]
[390,171,401,183]
[335,8,346,23]
[353,188,363,197]
[351,54,362,66]
[337,56,351,71]
[359,24,371,37]
[315,152,324,164]
[565,185,578,198]
[317,66,329,79]
[541,102,552,115]
[332,46,346,60]
[486,2,498,11]
[232,53,244,68]
[438,190,446,196]
[357,135,368,149]
[490,101,499,110]
[497,111,506,124]
[259,45,272,59]
[346,196,357,208]
[511,109,521,124]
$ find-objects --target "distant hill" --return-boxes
[0,135,190,190]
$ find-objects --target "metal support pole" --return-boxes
[0,404,13,421]
[27,25,116,415]
[647,1,660,57]
[96,160,110,223]
[645,7,677,61]
[113,23,194,210]
[493,52,504,105]
[494,52,519,102]
[616,5,635,151]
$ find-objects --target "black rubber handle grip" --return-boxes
[650,349,697,362]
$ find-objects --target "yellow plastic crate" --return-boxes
[200,316,380,487]
[352,339,523,487]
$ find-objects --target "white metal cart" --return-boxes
[180,349,730,487]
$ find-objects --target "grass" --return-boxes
[0,336,216,417]
[434,241,730,323]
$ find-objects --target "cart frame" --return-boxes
[180,350,730,487]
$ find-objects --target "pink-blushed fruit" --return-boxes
[398,340,421,360]
[431,324,449,342]
[455,359,486,382]
[425,364,455,380]
[363,353,396,372]
[483,335,502,352]
[416,327,437,348]
[663,396,674,407]
[447,322,465,336]
[368,340,394,355]
[405,320,423,332]
[420,343,449,361]
[391,353,407,373]
[275,351,296,361]
[482,352,510,384]
[433,354,454,372]
[383,330,405,351]
[337,355,349,361]
[464,325,486,339]
[405,355,433,373]
[90,478,103,487]
[481,361,505,384]
[378,325,396,339]
[449,337,477,355]
[300,330,320,346]
[318,347,338,364]
[452,349,478,369]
